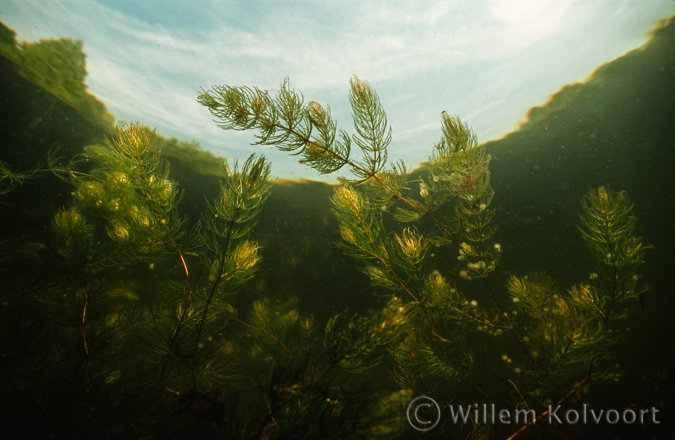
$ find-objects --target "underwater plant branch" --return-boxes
[201,80,486,246]
[508,379,530,411]
[202,80,540,372]
[250,339,367,440]
[191,206,239,347]
[77,268,93,439]
[162,257,193,345]
[0,143,93,195]
[106,125,190,282]
[333,186,419,301]
[101,124,197,395]
[252,308,404,439]
[578,187,651,323]
[47,168,93,184]
[461,362,492,397]
[407,348,429,397]
[118,129,196,349]
[228,314,289,352]
[146,306,181,396]
[443,304,507,332]
[200,85,349,175]
[506,370,599,440]
[201,78,542,372]
[133,148,192,285]
[194,224,234,332]
[348,76,391,176]
[485,278,537,367]
[0,162,90,195]
[183,214,239,390]
[80,287,89,350]
[200,80,390,185]
[187,157,273,384]
[462,207,536,366]
[416,303,498,395]
[160,362,182,396]
[387,180,535,359]
[605,264,619,323]
[354,210,419,302]
[593,197,621,319]
[568,282,610,325]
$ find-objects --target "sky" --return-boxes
[2,0,674,181]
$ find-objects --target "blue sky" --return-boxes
[2,0,673,180]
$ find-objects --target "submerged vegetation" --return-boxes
[0,69,659,439]
[0,21,113,131]
[0,121,413,438]
[196,77,654,438]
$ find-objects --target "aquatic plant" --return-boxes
[198,76,652,438]
[0,76,655,439]
[0,122,414,439]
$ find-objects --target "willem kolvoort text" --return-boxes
[448,404,660,425]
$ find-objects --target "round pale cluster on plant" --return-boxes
[589,272,598,280]
[427,270,445,290]
[53,206,88,235]
[458,245,470,260]
[109,171,130,187]
[470,300,478,307]
[108,221,130,242]
[158,179,173,202]
[234,241,260,272]
[467,261,486,270]
[76,181,105,208]
[419,182,429,198]
[308,101,326,121]
[129,205,152,228]
[493,243,502,252]
[396,227,425,263]
[107,198,121,212]
[334,186,361,214]
[301,316,314,333]
[339,225,356,246]
[459,270,469,278]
